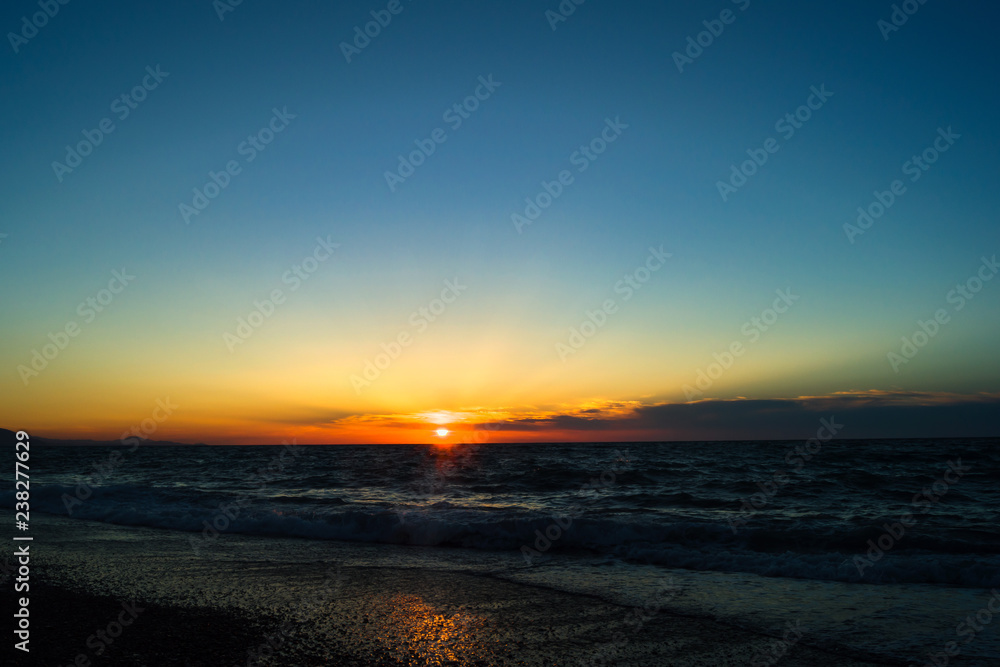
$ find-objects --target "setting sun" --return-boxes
[3,3,998,664]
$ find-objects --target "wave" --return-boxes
[8,483,1000,589]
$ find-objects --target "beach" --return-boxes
[5,510,902,666]
[5,439,1000,665]
[5,1,999,663]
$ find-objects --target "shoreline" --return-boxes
[6,576,903,667]
[4,510,907,666]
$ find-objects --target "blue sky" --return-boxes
[1,0,998,442]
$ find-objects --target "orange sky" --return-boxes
[15,390,999,445]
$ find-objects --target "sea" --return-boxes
[8,437,1000,665]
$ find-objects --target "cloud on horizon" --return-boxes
[328,391,1000,441]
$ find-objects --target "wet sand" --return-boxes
[4,574,905,666]
[3,511,902,666]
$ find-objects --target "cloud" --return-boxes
[475,391,1000,440]
[270,391,998,442]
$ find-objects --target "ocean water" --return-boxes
[10,438,1000,664]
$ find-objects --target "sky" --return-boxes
[1,0,998,444]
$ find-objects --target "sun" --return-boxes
[435,428,449,437]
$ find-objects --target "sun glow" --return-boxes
[435,428,449,437]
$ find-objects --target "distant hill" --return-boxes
[0,428,208,446]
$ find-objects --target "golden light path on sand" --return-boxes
[371,594,499,665]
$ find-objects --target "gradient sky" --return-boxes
[2,0,998,444]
